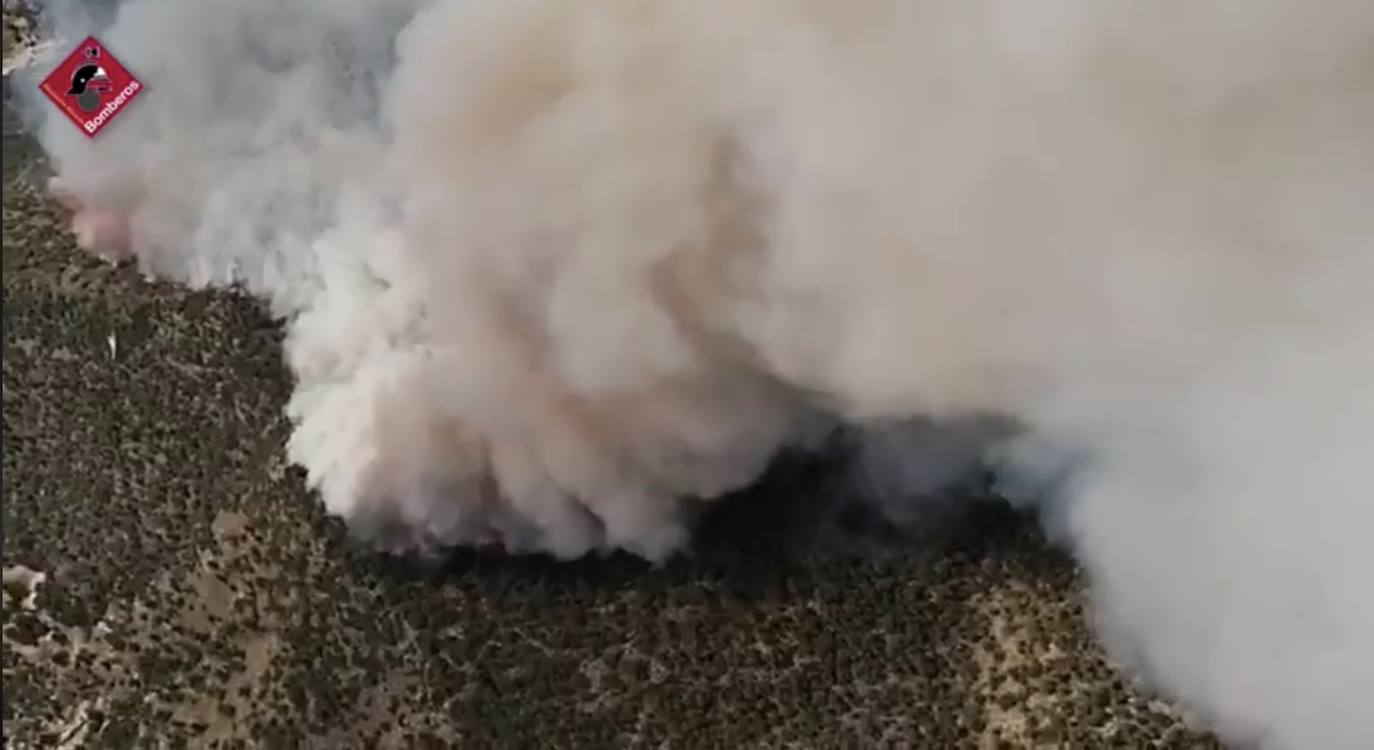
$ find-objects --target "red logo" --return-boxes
[38,36,144,139]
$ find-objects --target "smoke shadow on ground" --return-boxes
[350,446,1045,604]
[0,112,1052,614]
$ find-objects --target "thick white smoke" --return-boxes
[16,1,1374,747]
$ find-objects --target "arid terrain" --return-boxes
[2,16,1221,746]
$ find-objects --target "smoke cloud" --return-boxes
[14,1,1374,747]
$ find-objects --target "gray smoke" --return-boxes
[14,1,1374,748]
[14,0,422,314]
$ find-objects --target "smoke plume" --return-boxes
[14,1,1374,747]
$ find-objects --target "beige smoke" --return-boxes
[18,1,1374,747]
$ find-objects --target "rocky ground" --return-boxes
[2,2,43,77]
[2,24,1222,749]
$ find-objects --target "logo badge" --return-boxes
[39,36,144,138]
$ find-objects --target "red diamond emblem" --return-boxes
[38,36,144,139]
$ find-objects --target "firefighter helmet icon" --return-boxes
[38,35,144,138]
[67,46,113,113]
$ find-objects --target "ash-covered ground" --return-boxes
[2,54,1221,749]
